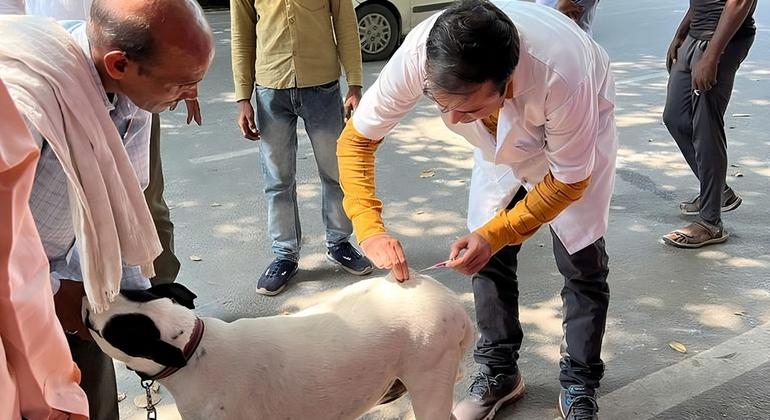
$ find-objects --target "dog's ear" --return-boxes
[121,288,161,304]
[147,283,197,309]
[102,313,187,368]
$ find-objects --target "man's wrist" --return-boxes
[701,49,721,64]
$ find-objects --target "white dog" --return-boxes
[83,272,474,420]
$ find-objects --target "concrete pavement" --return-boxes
[117,1,770,418]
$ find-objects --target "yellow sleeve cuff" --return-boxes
[474,172,591,254]
[336,119,386,243]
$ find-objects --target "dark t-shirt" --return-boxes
[689,0,757,41]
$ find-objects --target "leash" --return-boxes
[141,379,158,420]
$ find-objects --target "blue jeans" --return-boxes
[254,81,353,261]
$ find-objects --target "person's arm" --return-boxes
[449,172,590,275]
[230,0,258,102]
[337,35,424,280]
[330,0,364,119]
[473,173,590,253]
[692,0,755,91]
[330,0,363,88]
[230,0,261,140]
[1,78,89,419]
[667,8,692,72]
[337,121,386,241]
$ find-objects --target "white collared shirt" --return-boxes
[352,0,617,254]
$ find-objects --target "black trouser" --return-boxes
[663,34,754,226]
[472,188,610,389]
[144,113,180,285]
[67,335,118,420]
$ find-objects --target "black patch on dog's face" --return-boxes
[102,313,187,368]
[122,283,197,309]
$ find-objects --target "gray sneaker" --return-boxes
[680,187,742,215]
[452,370,526,420]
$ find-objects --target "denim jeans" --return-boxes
[254,81,353,261]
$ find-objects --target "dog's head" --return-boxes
[82,283,199,377]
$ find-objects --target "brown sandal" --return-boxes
[662,221,728,249]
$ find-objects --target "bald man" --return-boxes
[0,1,213,418]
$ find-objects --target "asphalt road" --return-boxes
[118,1,770,419]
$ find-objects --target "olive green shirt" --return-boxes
[230,0,363,100]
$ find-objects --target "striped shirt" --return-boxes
[27,20,152,293]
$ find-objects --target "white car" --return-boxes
[355,0,455,61]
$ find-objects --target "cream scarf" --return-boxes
[0,16,161,312]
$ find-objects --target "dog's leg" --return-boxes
[401,352,461,420]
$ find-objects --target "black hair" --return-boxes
[425,0,519,96]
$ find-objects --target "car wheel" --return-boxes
[356,3,400,62]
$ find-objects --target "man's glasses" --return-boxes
[422,79,455,113]
[423,78,507,115]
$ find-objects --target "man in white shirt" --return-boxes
[336,1,616,419]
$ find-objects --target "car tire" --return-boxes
[356,3,400,62]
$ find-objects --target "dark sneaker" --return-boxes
[680,188,742,215]
[256,258,298,296]
[452,371,526,420]
[559,385,599,420]
[326,242,373,275]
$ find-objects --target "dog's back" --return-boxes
[183,272,474,419]
[88,274,473,420]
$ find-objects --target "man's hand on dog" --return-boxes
[361,233,409,281]
[447,233,492,275]
[54,279,92,341]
